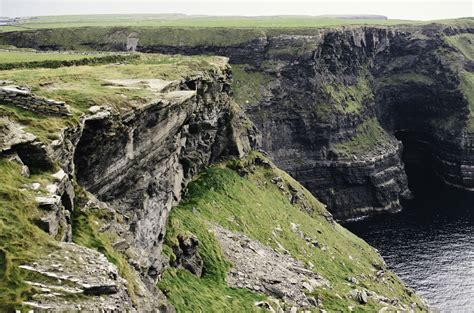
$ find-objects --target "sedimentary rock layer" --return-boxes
[2,23,472,219]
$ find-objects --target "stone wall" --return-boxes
[0,85,71,116]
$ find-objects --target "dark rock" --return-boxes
[171,234,203,277]
[83,284,119,296]
[254,155,272,168]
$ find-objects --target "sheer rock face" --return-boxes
[120,24,474,219]
[68,68,253,277]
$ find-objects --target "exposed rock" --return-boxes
[349,289,368,304]
[0,117,37,153]
[0,85,71,116]
[210,224,330,308]
[71,63,239,282]
[20,164,30,177]
[347,276,359,284]
[171,234,203,277]
[19,242,133,311]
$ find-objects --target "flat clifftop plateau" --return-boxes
[2,20,472,220]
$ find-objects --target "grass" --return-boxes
[160,153,427,312]
[445,33,474,62]
[0,104,77,143]
[71,188,141,303]
[232,64,273,105]
[0,50,94,63]
[0,51,140,70]
[334,118,391,157]
[0,157,57,310]
[314,72,373,121]
[459,71,474,130]
[377,73,435,86]
[0,52,227,144]
[0,15,426,32]
[159,269,266,313]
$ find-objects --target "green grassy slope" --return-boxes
[444,33,474,130]
[0,158,58,310]
[160,153,427,312]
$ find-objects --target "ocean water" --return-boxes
[345,169,474,312]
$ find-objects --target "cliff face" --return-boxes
[240,26,474,219]
[116,24,474,219]
[0,55,259,310]
[1,24,473,219]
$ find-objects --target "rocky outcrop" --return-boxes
[18,242,133,311]
[210,224,330,308]
[70,69,244,282]
[0,84,71,116]
[0,59,258,310]
[171,234,203,277]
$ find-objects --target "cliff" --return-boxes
[0,50,427,312]
[2,21,472,220]
[0,53,254,310]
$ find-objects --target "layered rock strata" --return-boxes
[1,62,256,310]
[5,24,471,218]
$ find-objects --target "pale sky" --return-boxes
[0,0,472,21]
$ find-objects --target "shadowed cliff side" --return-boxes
[2,21,472,219]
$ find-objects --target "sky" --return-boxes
[0,0,472,21]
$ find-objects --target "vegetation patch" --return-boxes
[334,118,391,157]
[459,71,474,130]
[377,73,435,86]
[71,190,141,302]
[314,73,373,120]
[0,157,57,310]
[0,51,140,70]
[160,153,425,312]
[159,189,266,312]
[232,64,273,105]
[445,33,474,61]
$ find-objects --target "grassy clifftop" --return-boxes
[160,153,428,312]
[0,18,472,51]
[0,51,227,143]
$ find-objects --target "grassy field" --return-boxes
[0,14,426,33]
[1,15,472,33]
[0,50,95,63]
